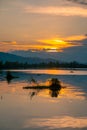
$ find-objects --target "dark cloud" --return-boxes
[66,34,87,45]
[66,39,87,49]
[67,0,87,5]
[85,34,87,36]
[78,38,87,45]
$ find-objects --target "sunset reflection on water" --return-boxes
[24,116,87,129]
[0,69,87,130]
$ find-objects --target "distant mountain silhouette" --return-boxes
[10,44,87,63]
[0,52,56,64]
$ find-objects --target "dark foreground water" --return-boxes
[0,69,87,130]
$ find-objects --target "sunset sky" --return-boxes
[0,0,87,52]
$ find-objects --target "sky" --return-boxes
[0,0,87,52]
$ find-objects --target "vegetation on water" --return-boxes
[23,78,63,98]
[6,71,18,83]
[0,60,87,69]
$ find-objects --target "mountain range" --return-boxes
[0,42,87,64]
[0,52,56,64]
[9,45,87,63]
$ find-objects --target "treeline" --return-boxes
[0,61,87,69]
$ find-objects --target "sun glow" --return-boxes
[38,38,78,52]
[0,35,83,52]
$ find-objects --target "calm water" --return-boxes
[0,69,87,130]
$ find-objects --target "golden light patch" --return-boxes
[38,38,79,51]
[11,41,17,44]
[65,35,86,41]
[25,6,87,17]
[0,36,83,52]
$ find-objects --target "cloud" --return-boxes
[0,41,18,52]
[1,41,17,44]
[67,0,87,5]
[24,5,87,17]
[66,34,87,45]
[0,34,86,52]
[64,34,87,41]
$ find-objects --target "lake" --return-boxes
[0,69,87,130]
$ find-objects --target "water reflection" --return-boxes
[0,70,87,130]
[6,71,18,84]
[23,78,65,99]
[22,77,87,100]
[0,96,3,100]
[0,70,87,100]
[24,116,87,129]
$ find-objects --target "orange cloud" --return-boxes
[0,34,84,52]
[24,5,87,17]
[11,41,17,44]
[64,35,87,41]
[38,38,82,51]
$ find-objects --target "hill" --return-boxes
[9,44,87,64]
[0,52,56,64]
